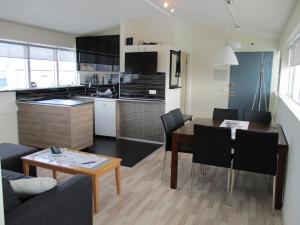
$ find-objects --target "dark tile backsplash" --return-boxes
[120,73,165,100]
[16,86,86,101]
[16,84,119,101]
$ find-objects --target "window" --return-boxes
[288,40,300,104]
[58,49,77,86]
[0,41,78,90]
[30,46,56,88]
[0,42,28,90]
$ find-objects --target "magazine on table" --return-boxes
[220,120,249,139]
[36,149,108,169]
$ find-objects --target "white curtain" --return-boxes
[59,49,76,62]
[0,42,26,58]
[29,46,55,61]
[289,38,300,66]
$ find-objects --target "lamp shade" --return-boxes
[213,44,239,65]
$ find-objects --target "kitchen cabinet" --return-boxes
[94,98,117,137]
[76,35,120,72]
[18,100,93,150]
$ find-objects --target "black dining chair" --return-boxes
[160,113,178,179]
[161,112,193,179]
[192,125,232,203]
[231,129,278,212]
[169,108,185,129]
[213,108,239,121]
[243,110,272,124]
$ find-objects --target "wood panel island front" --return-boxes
[18,99,93,150]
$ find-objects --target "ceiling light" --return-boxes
[170,8,175,13]
[213,0,239,66]
[163,2,169,8]
[231,41,242,50]
[213,44,239,65]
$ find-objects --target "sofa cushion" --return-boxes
[0,143,38,160]
[0,143,39,176]
[10,177,57,196]
[2,177,22,212]
[1,169,28,180]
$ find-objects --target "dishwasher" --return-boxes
[94,98,117,137]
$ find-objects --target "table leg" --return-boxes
[115,164,121,194]
[275,147,288,209]
[52,170,57,179]
[23,161,30,176]
[171,134,179,189]
[92,175,100,213]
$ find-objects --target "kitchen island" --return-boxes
[18,99,93,150]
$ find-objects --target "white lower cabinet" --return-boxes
[94,98,117,137]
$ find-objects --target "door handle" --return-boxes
[229,83,236,87]
[230,94,236,97]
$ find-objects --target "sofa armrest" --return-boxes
[5,175,93,225]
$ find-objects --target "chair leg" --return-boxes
[230,169,235,205]
[268,175,272,193]
[226,168,231,205]
[202,165,206,175]
[161,151,167,180]
[191,163,195,192]
[272,176,276,214]
[197,164,201,186]
[234,170,240,190]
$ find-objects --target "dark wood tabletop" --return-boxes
[173,118,288,147]
[170,117,288,209]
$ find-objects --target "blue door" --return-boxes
[228,52,273,113]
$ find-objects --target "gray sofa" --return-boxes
[1,143,93,225]
[0,143,39,176]
[2,169,93,225]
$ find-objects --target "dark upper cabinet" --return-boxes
[76,35,120,71]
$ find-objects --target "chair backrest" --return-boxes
[161,113,177,151]
[243,110,272,124]
[169,108,184,129]
[193,125,232,168]
[213,108,239,121]
[234,129,278,175]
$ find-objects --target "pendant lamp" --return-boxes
[213,0,239,66]
[213,43,239,65]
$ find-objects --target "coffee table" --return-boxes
[21,149,122,213]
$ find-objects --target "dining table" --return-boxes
[170,117,288,210]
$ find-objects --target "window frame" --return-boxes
[287,44,300,106]
[0,39,78,91]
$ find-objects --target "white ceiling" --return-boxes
[0,0,297,38]
[0,0,162,35]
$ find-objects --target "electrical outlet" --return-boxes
[149,90,157,95]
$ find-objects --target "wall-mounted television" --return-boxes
[125,52,157,75]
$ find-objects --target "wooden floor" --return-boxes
[38,147,283,225]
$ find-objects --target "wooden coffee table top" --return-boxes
[21,149,122,176]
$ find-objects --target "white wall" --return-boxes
[279,0,300,48]
[120,19,182,112]
[277,1,300,225]
[188,26,279,118]
[0,20,76,144]
[120,18,279,116]
[277,97,300,225]
[0,92,19,144]
[0,161,4,225]
[0,20,75,48]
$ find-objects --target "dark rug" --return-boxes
[87,136,162,167]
